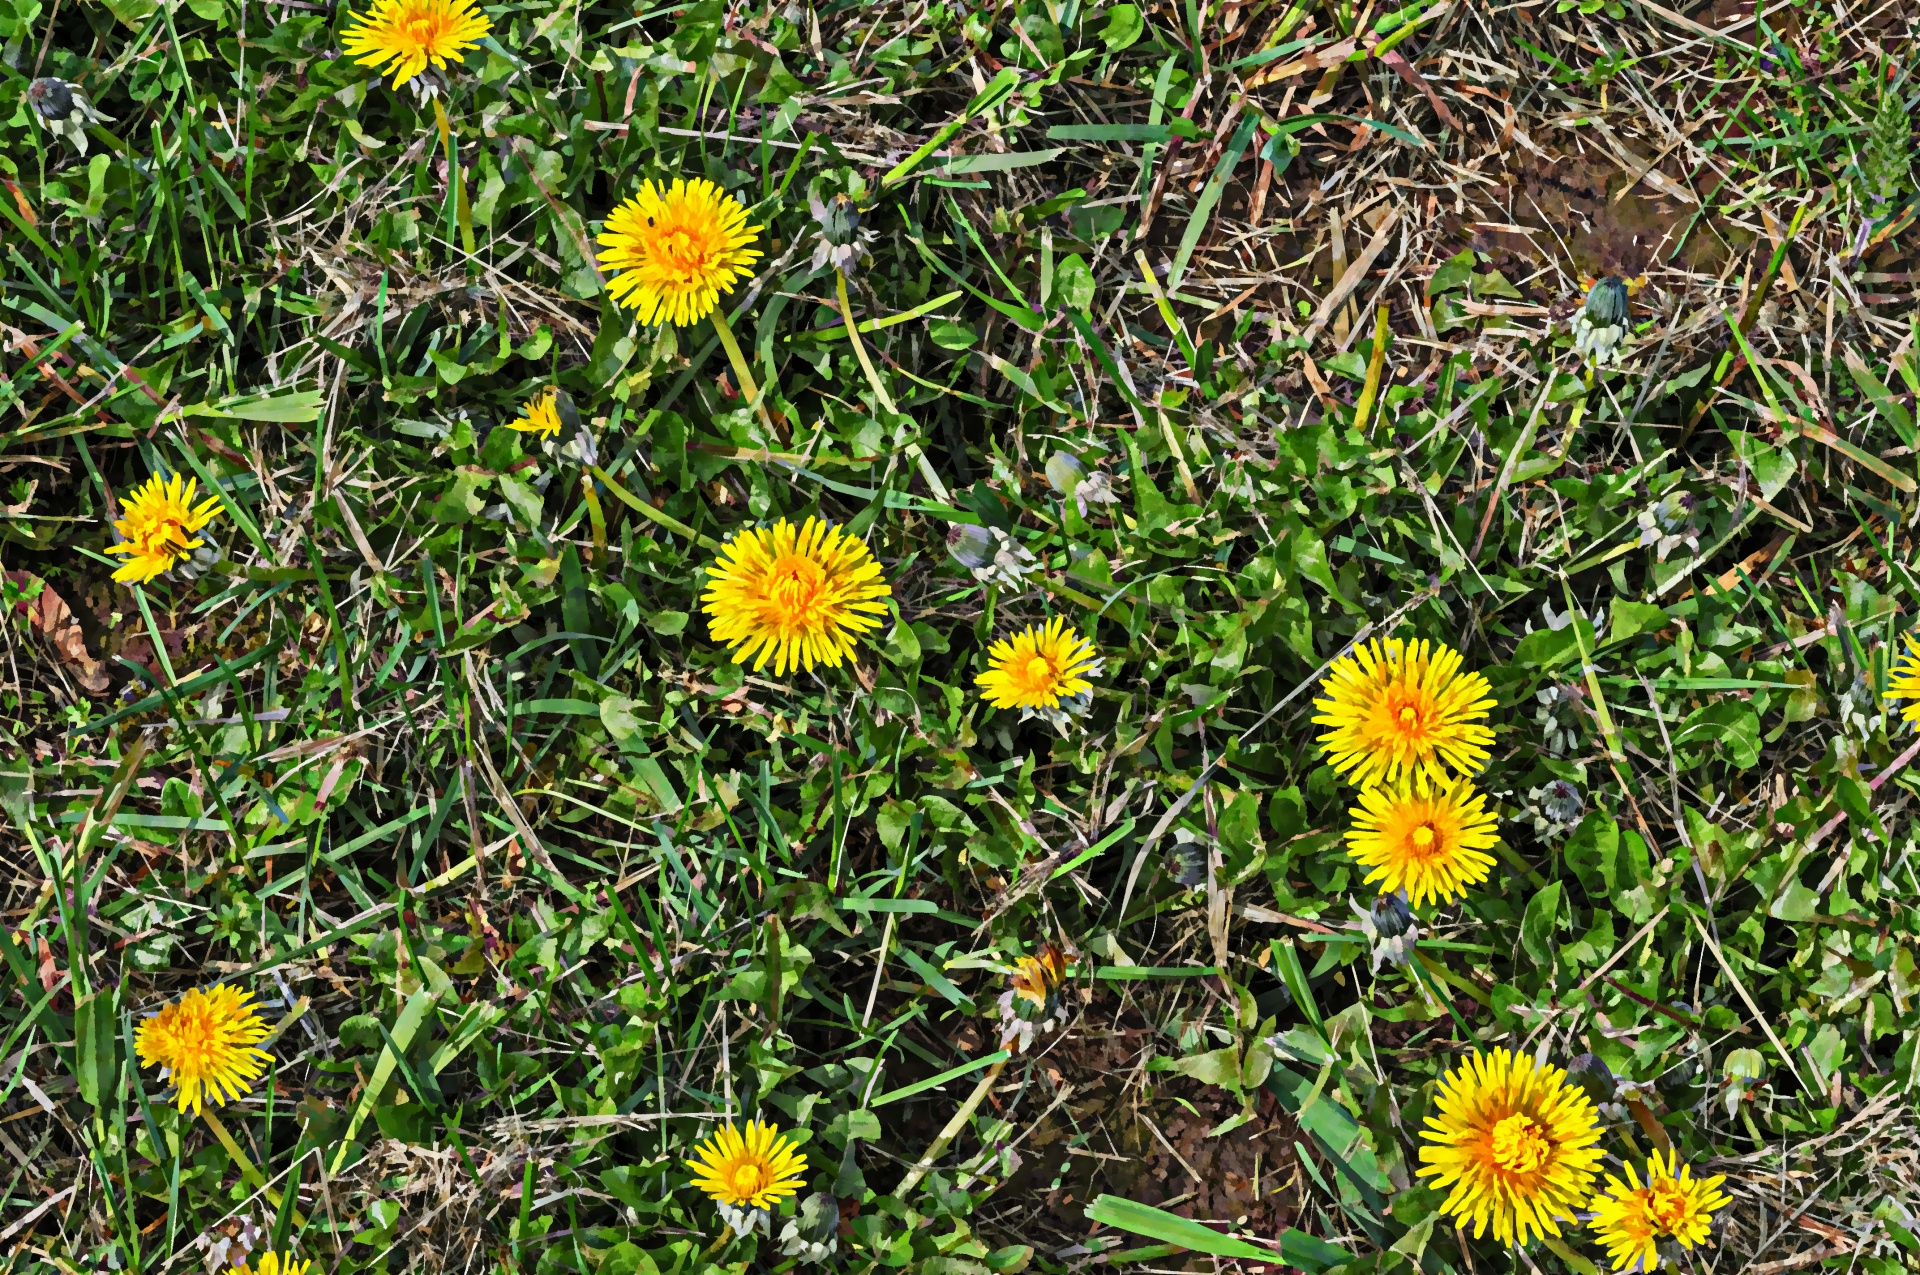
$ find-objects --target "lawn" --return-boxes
[1,0,1918,1271]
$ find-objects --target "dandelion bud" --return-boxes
[1582,276,1631,327]
[1166,838,1207,887]
[1045,450,1087,497]
[1566,1052,1617,1105]
[946,522,995,569]
[809,191,875,278]
[28,77,74,122]
[1370,890,1415,938]
[26,77,112,155]
[1571,276,1631,366]
[1544,780,1584,825]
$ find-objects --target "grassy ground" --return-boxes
[2,0,1920,1271]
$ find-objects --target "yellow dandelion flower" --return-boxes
[686,1120,809,1209]
[340,0,492,87]
[597,178,762,326]
[976,617,1100,710]
[700,516,890,676]
[1345,774,1499,907]
[1885,634,1920,724]
[1312,637,1496,787]
[104,472,223,585]
[1589,1148,1730,1272]
[234,1255,313,1275]
[1417,1047,1605,1247]
[133,985,273,1115]
[508,387,563,440]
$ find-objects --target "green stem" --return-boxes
[587,465,722,551]
[1540,1232,1602,1275]
[710,306,780,440]
[894,1056,1008,1197]
[834,269,951,504]
[201,1108,307,1224]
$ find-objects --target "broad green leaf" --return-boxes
[1520,880,1564,964]
[73,987,119,1112]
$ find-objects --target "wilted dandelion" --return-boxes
[998,942,1071,1051]
[104,473,224,586]
[700,517,890,676]
[597,178,762,327]
[133,986,272,1115]
[1417,1048,1604,1247]
[1312,637,1495,787]
[1589,1148,1730,1272]
[507,387,563,440]
[340,0,492,88]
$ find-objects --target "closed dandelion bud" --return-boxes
[1370,890,1415,938]
[1543,779,1584,825]
[1045,450,1087,497]
[812,191,862,246]
[26,77,111,155]
[1166,837,1207,887]
[1582,276,1630,327]
[1565,1052,1617,1105]
[1655,1052,1698,1101]
[1571,275,1632,366]
[809,191,875,278]
[947,522,995,569]
[28,77,75,122]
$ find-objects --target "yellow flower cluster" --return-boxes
[1420,1049,1727,1265]
[694,515,1102,720]
[1312,637,1499,907]
[1312,641,1729,1264]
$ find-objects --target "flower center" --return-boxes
[729,1162,770,1199]
[1490,1113,1550,1175]
[1411,824,1438,855]
[1647,1182,1692,1235]
[659,226,717,277]
[402,14,443,47]
[1021,654,1057,692]
[766,554,827,626]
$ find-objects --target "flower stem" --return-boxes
[894,1055,1008,1197]
[587,464,722,551]
[710,306,782,442]
[833,268,951,505]
[702,1226,735,1258]
[1539,1233,1601,1275]
[201,1108,307,1225]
